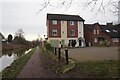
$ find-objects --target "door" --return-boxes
[79,40,81,46]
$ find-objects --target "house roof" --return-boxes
[0,32,5,39]
[100,24,119,38]
[84,24,95,31]
[47,13,85,21]
[101,25,120,38]
[84,23,120,38]
[84,23,101,31]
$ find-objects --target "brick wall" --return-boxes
[67,21,78,38]
[48,20,61,38]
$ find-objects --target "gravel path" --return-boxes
[17,46,57,78]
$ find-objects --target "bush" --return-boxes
[44,41,54,52]
[99,40,110,47]
[13,36,29,46]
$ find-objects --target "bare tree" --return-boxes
[37,0,119,15]
[15,28,25,38]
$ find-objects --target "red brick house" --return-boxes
[84,23,119,46]
[46,13,85,47]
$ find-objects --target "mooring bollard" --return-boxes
[54,47,57,55]
[58,48,61,60]
[65,48,69,65]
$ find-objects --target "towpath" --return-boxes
[17,46,57,78]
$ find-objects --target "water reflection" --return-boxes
[25,49,32,54]
[8,52,12,57]
[0,48,32,72]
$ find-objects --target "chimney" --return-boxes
[107,22,113,26]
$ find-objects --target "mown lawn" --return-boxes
[1,47,36,79]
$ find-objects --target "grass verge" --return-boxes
[40,47,75,74]
[66,60,119,78]
[1,47,36,79]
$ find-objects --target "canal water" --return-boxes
[0,48,32,72]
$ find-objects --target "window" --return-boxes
[52,20,57,25]
[52,29,57,36]
[70,30,75,36]
[94,38,97,42]
[105,30,110,33]
[97,30,99,34]
[113,30,117,32]
[94,30,96,34]
[70,21,74,25]
[112,38,119,42]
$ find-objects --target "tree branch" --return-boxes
[37,0,51,14]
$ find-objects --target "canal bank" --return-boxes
[1,47,36,78]
[0,47,32,72]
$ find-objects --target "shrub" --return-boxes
[44,41,54,52]
[99,40,110,47]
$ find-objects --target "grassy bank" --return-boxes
[2,47,36,78]
[40,47,75,75]
[40,46,119,78]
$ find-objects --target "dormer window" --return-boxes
[105,30,110,33]
[70,21,74,25]
[52,20,57,25]
[113,30,117,32]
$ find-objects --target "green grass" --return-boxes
[65,60,120,78]
[2,47,36,79]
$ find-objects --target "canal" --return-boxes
[0,48,32,72]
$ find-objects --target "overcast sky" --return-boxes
[0,0,119,41]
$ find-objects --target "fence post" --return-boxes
[65,48,69,65]
[54,47,57,55]
[58,48,61,60]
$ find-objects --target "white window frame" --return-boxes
[70,21,74,25]
[70,30,75,36]
[52,20,57,25]
[94,38,97,42]
[97,30,99,34]
[112,38,119,42]
[52,29,57,36]
[94,30,96,34]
